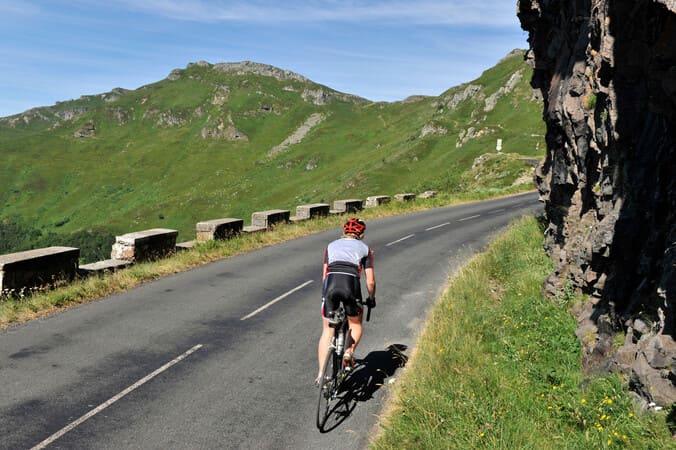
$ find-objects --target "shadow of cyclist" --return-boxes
[348,343,408,401]
[318,344,408,433]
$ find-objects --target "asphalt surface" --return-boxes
[0,192,541,449]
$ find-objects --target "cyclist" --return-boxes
[317,217,376,384]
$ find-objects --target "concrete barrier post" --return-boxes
[365,195,391,208]
[292,203,330,222]
[0,247,80,293]
[394,193,417,202]
[196,218,244,241]
[111,228,179,262]
[251,209,290,230]
[331,199,363,214]
[419,190,438,199]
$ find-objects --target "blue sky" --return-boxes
[0,1,528,117]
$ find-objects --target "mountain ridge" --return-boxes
[0,49,545,262]
[1,59,368,123]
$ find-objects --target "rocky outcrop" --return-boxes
[200,113,248,141]
[167,69,182,81]
[518,1,675,406]
[456,126,494,148]
[73,121,95,138]
[301,88,331,105]
[3,108,52,127]
[484,69,523,112]
[420,122,448,138]
[142,109,188,128]
[55,108,88,121]
[437,84,483,110]
[211,61,311,83]
[108,107,130,125]
[210,86,230,105]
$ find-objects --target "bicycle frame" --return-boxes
[328,305,348,357]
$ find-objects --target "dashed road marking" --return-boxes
[241,280,314,320]
[385,234,415,247]
[458,214,481,222]
[425,222,450,231]
[31,344,203,450]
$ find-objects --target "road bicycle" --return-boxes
[316,300,372,429]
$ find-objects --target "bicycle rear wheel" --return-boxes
[316,347,340,429]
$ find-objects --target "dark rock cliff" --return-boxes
[517,0,675,406]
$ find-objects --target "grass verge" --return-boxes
[0,186,532,328]
[371,216,673,449]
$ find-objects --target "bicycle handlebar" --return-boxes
[363,297,374,322]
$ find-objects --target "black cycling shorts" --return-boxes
[322,272,362,317]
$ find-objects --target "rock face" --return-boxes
[73,121,95,138]
[200,114,248,141]
[484,69,523,112]
[420,122,448,138]
[211,61,311,83]
[517,1,675,406]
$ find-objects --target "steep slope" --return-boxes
[0,51,544,262]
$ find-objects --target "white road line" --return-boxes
[489,208,506,214]
[385,234,415,247]
[458,214,481,222]
[241,280,313,321]
[31,344,203,450]
[425,222,450,231]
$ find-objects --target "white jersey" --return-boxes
[323,237,374,277]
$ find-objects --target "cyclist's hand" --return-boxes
[366,296,376,309]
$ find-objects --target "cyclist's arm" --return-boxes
[365,267,376,299]
[322,247,328,282]
[363,247,376,299]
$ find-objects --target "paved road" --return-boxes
[0,192,541,449]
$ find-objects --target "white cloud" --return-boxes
[110,0,517,26]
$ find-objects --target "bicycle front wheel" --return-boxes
[316,348,340,429]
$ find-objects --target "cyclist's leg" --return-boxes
[318,277,339,381]
[317,314,332,381]
[345,309,363,358]
[344,275,364,357]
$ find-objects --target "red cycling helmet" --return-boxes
[343,217,366,235]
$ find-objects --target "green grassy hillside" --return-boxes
[0,50,545,262]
